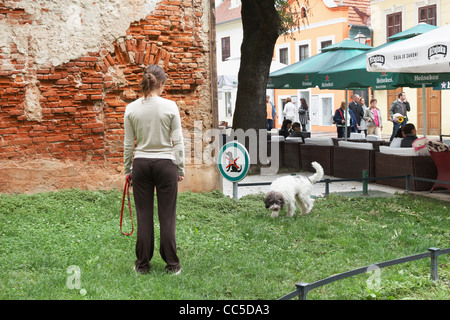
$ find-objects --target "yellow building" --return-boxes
[370,0,450,136]
[273,0,371,131]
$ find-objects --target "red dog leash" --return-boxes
[120,174,134,236]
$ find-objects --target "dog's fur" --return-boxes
[264,162,324,217]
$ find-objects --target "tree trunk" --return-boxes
[232,0,282,131]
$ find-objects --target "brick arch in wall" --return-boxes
[97,38,175,165]
[1,1,209,165]
[97,36,171,96]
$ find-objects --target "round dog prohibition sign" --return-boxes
[218,141,250,182]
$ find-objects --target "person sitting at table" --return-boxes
[389,126,404,147]
[288,122,307,143]
[279,119,292,139]
[289,122,302,137]
[400,123,418,148]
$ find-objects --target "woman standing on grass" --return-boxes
[123,65,185,275]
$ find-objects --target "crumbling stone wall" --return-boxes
[0,0,220,193]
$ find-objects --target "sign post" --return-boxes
[217,141,250,202]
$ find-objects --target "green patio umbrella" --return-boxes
[367,23,450,137]
[316,40,401,90]
[314,24,441,138]
[267,39,372,89]
[316,23,440,90]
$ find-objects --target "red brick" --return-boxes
[0,127,18,134]
[80,56,99,62]
[64,107,77,113]
[32,137,46,143]
[32,125,47,131]
[82,123,104,129]
[46,135,70,143]
[36,68,51,74]
[74,94,88,101]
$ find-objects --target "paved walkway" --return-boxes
[223,170,450,202]
[222,131,450,202]
[223,171,400,200]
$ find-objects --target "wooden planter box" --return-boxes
[374,152,437,191]
[283,140,302,170]
[300,144,333,175]
[333,146,375,179]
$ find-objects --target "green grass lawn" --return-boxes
[0,189,449,300]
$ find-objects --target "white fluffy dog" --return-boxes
[264,162,324,217]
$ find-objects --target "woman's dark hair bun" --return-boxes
[141,65,167,97]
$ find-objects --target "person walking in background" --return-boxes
[333,101,357,138]
[389,92,410,141]
[359,97,368,136]
[348,94,363,133]
[124,65,185,275]
[298,98,309,132]
[266,95,276,131]
[364,98,383,138]
[283,97,296,122]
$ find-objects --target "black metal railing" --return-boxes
[278,247,450,300]
[237,174,450,198]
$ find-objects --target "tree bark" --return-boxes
[232,0,282,131]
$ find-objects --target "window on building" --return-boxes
[320,40,332,51]
[300,6,307,19]
[321,96,333,126]
[299,44,309,61]
[225,92,232,118]
[221,37,230,61]
[419,5,437,26]
[279,47,289,65]
[230,0,241,8]
[387,12,402,40]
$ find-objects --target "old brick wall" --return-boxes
[0,0,221,194]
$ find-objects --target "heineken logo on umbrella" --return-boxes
[440,81,450,89]
[321,75,334,88]
[428,44,447,60]
[368,54,385,67]
[302,75,312,86]
[376,72,393,84]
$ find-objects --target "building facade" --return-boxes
[370,0,450,136]
[273,0,371,131]
[215,0,243,127]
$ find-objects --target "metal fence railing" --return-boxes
[319,174,450,196]
[279,247,450,300]
[236,173,450,200]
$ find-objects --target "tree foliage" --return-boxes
[275,0,310,36]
